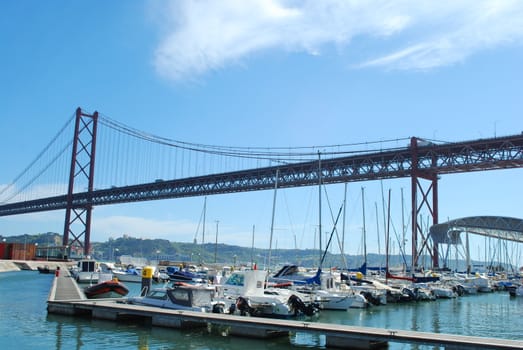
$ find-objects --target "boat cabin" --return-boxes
[146,285,216,309]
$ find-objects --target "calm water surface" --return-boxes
[1,271,522,350]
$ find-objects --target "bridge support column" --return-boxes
[410,137,440,269]
[63,107,98,257]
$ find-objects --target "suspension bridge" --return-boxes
[1,107,523,268]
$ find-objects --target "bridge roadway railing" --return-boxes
[2,133,523,217]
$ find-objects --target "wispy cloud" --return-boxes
[93,215,262,247]
[93,215,198,242]
[151,0,523,80]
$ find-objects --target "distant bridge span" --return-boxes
[1,108,523,268]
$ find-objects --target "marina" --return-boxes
[2,4,523,350]
[0,262,522,350]
[42,265,523,350]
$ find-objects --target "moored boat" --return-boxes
[293,272,369,310]
[216,269,320,318]
[84,274,129,299]
[37,265,55,274]
[111,265,143,283]
[70,259,99,284]
[127,283,225,313]
[507,283,523,297]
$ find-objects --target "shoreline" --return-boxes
[0,259,73,273]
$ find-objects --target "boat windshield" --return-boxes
[147,290,168,300]
[225,273,244,286]
[190,289,213,307]
[169,289,192,307]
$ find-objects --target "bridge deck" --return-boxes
[47,276,523,350]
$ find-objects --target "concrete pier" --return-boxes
[46,272,523,350]
[0,259,73,272]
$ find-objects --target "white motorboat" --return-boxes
[112,265,143,283]
[454,273,492,293]
[294,273,369,310]
[216,269,320,318]
[70,259,99,284]
[127,283,226,313]
[426,284,457,299]
[508,283,523,297]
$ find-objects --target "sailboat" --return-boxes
[285,174,368,310]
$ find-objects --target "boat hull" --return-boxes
[84,281,129,299]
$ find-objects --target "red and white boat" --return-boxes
[84,273,129,299]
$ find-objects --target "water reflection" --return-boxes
[46,313,298,350]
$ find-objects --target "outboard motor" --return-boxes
[288,294,318,316]
[228,303,236,314]
[360,291,380,306]
[235,296,254,316]
[212,303,225,314]
[454,285,466,296]
[401,287,416,302]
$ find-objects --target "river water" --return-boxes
[1,271,522,350]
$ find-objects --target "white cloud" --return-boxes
[151,0,523,80]
[93,215,198,242]
[92,215,266,247]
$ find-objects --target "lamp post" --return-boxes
[214,220,219,264]
[34,243,38,260]
[46,237,50,261]
[112,248,119,262]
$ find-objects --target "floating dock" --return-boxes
[47,270,523,350]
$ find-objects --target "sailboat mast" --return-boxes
[342,183,348,265]
[268,169,279,272]
[201,196,207,263]
[466,231,471,275]
[318,152,322,263]
[401,188,407,272]
[361,187,367,269]
[375,202,381,269]
[251,225,255,268]
[386,189,391,283]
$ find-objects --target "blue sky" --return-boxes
[1,1,523,265]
